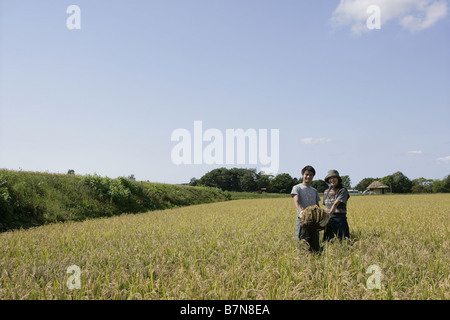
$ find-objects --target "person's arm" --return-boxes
[329,200,342,215]
[329,189,346,215]
[293,195,303,213]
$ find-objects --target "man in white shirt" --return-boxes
[291,165,321,252]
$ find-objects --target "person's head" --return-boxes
[325,169,342,188]
[301,165,316,186]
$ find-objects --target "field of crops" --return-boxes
[0,193,448,300]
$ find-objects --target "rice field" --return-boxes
[0,193,449,300]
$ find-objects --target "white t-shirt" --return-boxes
[290,183,321,214]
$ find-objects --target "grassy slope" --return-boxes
[0,169,231,231]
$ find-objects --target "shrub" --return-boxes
[0,170,230,231]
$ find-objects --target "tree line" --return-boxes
[189,168,349,193]
[354,171,450,194]
[190,168,450,194]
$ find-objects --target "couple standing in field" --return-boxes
[291,165,350,253]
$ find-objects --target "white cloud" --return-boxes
[437,155,450,163]
[331,0,448,34]
[400,1,448,31]
[301,138,332,145]
[407,150,423,154]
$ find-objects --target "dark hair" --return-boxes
[301,165,316,176]
[334,180,344,189]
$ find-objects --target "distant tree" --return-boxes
[197,167,259,191]
[127,174,136,181]
[239,170,258,192]
[189,177,198,186]
[227,168,239,189]
[67,169,75,175]
[311,179,328,193]
[255,172,273,192]
[411,178,434,193]
[443,175,450,193]
[432,175,450,193]
[432,179,444,193]
[271,173,296,193]
[341,175,352,189]
[198,168,231,190]
[380,171,412,193]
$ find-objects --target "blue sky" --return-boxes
[1,0,449,186]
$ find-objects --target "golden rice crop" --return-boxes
[300,205,329,230]
[0,194,448,299]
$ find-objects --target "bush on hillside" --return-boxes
[0,170,230,232]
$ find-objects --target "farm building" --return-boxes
[366,181,390,195]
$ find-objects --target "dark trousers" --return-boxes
[299,225,320,253]
[323,215,350,241]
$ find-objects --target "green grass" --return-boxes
[0,169,230,231]
[0,193,448,299]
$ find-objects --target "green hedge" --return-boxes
[0,170,230,232]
